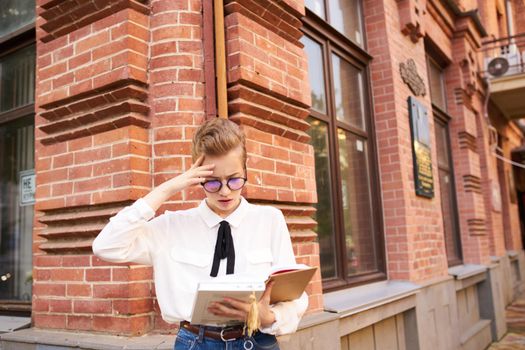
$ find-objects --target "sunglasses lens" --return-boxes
[228,178,245,191]
[203,180,221,192]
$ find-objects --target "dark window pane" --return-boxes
[0,44,36,112]
[305,0,326,20]
[0,117,34,301]
[428,58,446,111]
[434,118,449,168]
[0,0,36,38]
[302,36,328,114]
[308,117,338,279]
[434,119,462,265]
[332,54,365,129]
[337,129,377,275]
[329,0,363,46]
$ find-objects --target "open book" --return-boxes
[190,264,317,325]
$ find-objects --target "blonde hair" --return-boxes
[191,118,247,166]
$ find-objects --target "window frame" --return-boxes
[426,55,448,112]
[303,9,386,291]
[305,0,366,49]
[0,14,35,317]
[433,108,463,267]
[424,46,463,266]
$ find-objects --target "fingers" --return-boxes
[260,281,275,304]
[222,298,250,313]
[192,155,205,168]
[195,169,215,177]
[208,301,247,319]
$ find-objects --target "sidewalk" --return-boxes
[488,292,525,349]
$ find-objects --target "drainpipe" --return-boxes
[505,0,516,47]
[214,0,228,119]
[203,0,217,119]
[203,0,227,120]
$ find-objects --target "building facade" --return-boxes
[1,0,525,349]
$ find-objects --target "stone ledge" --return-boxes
[0,328,173,350]
[448,264,487,280]
[323,280,420,317]
[296,311,339,331]
[0,316,31,334]
[508,250,519,261]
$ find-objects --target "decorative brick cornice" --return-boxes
[453,87,474,110]
[463,174,482,193]
[268,203,318,242]
[39,82,150,144]
[225,12,310,142]
[228,85,310,143]
[224,0,304,46]
[458,131,477,152]
[38,202,129,254]
[39,0,150,42]
[467,218,487,236]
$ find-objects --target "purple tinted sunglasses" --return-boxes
[201,177,247,193]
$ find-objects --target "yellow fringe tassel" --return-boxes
[245,291,260,337]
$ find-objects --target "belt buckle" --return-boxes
[220,326,240,342]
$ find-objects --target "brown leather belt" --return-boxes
[179,321,245,341]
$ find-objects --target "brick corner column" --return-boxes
[34,0,154,335]
[446,17,492,265]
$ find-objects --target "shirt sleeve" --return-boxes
[259,208,309,336]
[92,198,168,266]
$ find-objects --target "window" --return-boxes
[434,115,462,265]
[427,53,462,266]
[303,3,385,289]
[0,0,35,39]
[427,57,447,112]
[305,0,364,47]
[0,0,35,315]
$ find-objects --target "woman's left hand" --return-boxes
[207,281,276,328]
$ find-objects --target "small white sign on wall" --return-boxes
[19,169,35,206]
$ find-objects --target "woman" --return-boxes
[92,118,308,349]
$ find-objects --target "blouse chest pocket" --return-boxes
[246,249,273,273]
[170,246,212,270]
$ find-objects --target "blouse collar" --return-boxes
[197,196,249,228]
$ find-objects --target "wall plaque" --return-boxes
[408,97,434,198]
[19,169,36,206]
[400,59,426,96]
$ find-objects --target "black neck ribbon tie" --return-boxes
[210,220,235,277]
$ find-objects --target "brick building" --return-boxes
[1,0,525,349]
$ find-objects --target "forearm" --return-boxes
[142,157,213,211]
[142,181,175,212]
[259,292,308,335]
[92,199,157,264]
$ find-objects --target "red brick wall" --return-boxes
[33,0,321,335]
[364,0,449,282]
[34,0,154,334]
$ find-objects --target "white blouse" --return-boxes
[92,196,308,335]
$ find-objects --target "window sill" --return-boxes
[448,264,487,280]
[491,256,501,263]
[507,250,519,261]
[297,311,340,331]
[0,315,31,333]
[323,280,420,317]
[448,264,487,291]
